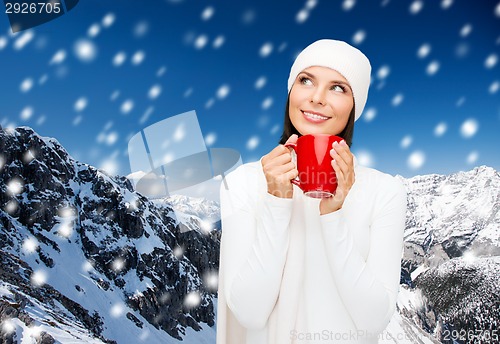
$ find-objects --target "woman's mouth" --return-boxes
[302,110,331,123]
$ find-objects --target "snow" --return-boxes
[246,136,260,150]
[259,42,273,58]
[460,118,479,138]
[73,39,98,63]
[131,50,146,65]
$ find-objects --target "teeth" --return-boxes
[304,111,328,120]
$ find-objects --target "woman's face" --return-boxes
[289,66,354,136]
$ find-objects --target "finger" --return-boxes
[284,134,299,152]
[269,161,297,176]
[264,144,291,161]
[331,140,353,166]
[264,151,293,169]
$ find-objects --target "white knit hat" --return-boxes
[287,39,371,121]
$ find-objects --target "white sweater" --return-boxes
[216,159,407,344]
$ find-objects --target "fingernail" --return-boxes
[333,141,339,146]
[340,140,346,146]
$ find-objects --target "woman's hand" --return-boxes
[320,139,355,214]
[261,134,299,199]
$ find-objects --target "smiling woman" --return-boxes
[217,39,407,344]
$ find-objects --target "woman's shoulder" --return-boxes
[355,165,406,196]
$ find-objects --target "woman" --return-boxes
[216,39,407,343]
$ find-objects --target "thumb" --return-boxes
[284,134,298,148]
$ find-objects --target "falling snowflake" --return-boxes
[201,6,215,21]
[216,84,230,99]
[131,50,145,65]
[460,118,479,138]
[57,222,73,238]
[400,135,413,149]
[296,9,310,24]
[133,21,150,38]
[20,78,34,93]
[409,1,423,14]
[73,115,83,126]
[82,260,95,272]
[0,155,5,171]
[22,150,35,163]
[434,122,447,137]
[246,136,259,150]
[213,35,225,49]
[262,97,273,110]
[205,132,217,146]
[148,84,162,99]
[355,149,374,167]
[74,97,88,112]
[466,151,479,165]
[306,0,318,9]
[110,90,120,101]
[22,237,39,254]
[31,269,48,287]
[270,124,280,135]
[102,13,116,28]
[352,30,366,45]
[7,178,24,195]
[255,76,267,89]
[455,43,469,58]
[363,107,377,122]
[49,49,66,65]
[100,159,119,176]
[139,106,154,124]
[74,39,98,63]
[407,150,425,170]
[489,81,499,94]
[5,200,18,214]
[162,153,175,164]
[241,9,256,25]
[20,106,34,121]
[106,132,119,145]
[110,303,126,318]
[173,123,186,141]
[184,87,193,98]
[203,271,219,291]
[441,0,453,9]
[391,93,404,107]
[259,42,273,57]
[376,65,390,79]
[460,23,472,37]
[173,246,184,259]
[194,35,208,49]
[87,23,101,38]
[417,43,431,59]
[496,2,500,17]
[14,30,34,50]
[184,291,201,308]
[121,99,134,114]
[342,0,356,11]
[426,60,440,75]
[113,51,127,66]
[37,115,46,126]
[484,54,498,69]
[1,319,15,335]
[157,66,167,77]
[112,258,125,272]
[0,36,7,50]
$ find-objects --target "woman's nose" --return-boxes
[310,87,326,105]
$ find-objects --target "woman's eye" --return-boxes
[299,77,312,85]
[331,85,345,92]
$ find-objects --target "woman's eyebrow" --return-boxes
[299,71,351,87]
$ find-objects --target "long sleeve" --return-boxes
[220,165,293,330]
[320,176,406,334]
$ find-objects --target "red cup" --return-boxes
[285,134,342,198]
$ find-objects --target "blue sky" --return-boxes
[0,0,499,179]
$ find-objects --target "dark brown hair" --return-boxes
[278,95,356,147]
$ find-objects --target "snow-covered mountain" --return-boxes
[0,126,218,343]
[1,126,498,343]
